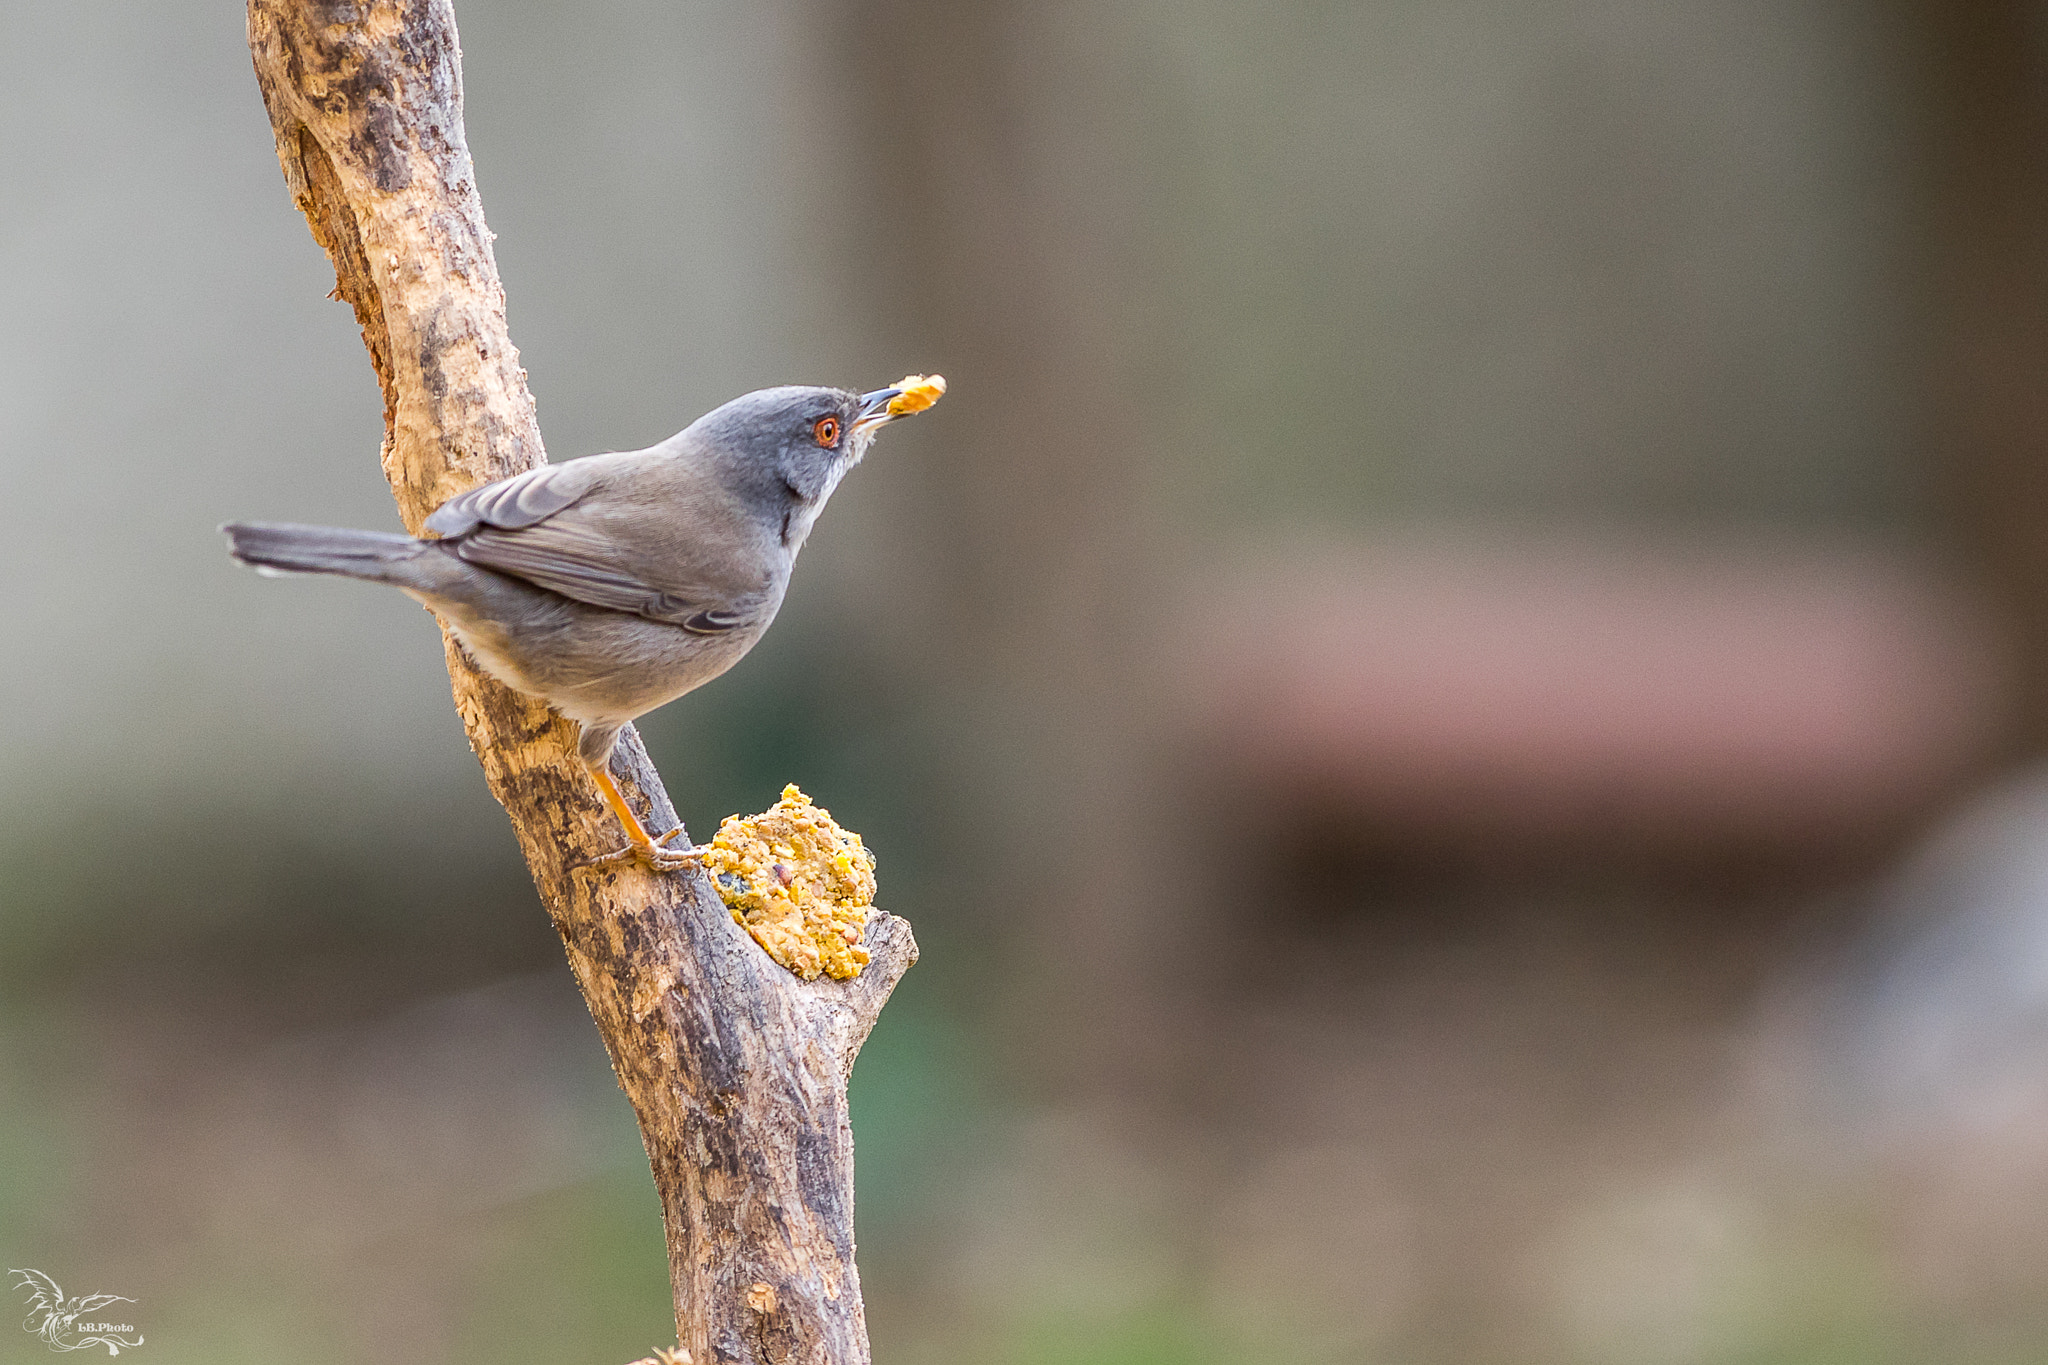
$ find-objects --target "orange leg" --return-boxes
[584,764,701,871]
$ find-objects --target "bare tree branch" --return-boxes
[245,4,916,1359]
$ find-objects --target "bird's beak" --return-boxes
[854,388,900,433]
[854,374,946,434]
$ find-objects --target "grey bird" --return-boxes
[224,377,944,870]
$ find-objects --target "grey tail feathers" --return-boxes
[222,521,428,583]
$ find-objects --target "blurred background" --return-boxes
[6,1,2048,1361]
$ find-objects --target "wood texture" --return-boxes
[245,4,915,1359]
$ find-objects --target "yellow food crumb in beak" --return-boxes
[701,784,878,981]
[886,374,946,417]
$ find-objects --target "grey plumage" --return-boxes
[225,379,940,866]
[224,521,425,578]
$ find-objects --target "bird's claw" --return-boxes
[576,827,704,875]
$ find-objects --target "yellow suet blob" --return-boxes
[702,785,877,980]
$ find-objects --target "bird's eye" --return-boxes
[813,416,841,447]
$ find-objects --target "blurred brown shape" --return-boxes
[1925,0,2048,759]
[1182,535,2009,856]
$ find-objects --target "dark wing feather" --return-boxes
[681,609,748,635]
[453,524,739,629]
[424,461,603,537]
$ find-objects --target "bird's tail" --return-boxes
[222,521,429,583]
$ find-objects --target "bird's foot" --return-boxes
[577,826,703,875]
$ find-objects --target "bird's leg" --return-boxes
[581,763,703,872]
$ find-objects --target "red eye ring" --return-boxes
[813,416,841,447]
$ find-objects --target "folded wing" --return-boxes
[425,460,602,536]
[428,456,758,633]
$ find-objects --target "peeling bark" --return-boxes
[245,4,915,1359]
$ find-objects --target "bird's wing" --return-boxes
[72,1295,134,1313]
[424,459,606,537]
[429,450,776,631]
[452,521,750,632]
[11,1269,60,1311]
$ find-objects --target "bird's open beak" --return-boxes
[854,374,946,434]
[855,389,900,432]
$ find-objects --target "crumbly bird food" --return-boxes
[703,784,877,980]
[886,374,946,416]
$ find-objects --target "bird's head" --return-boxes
[687,377,944,545]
